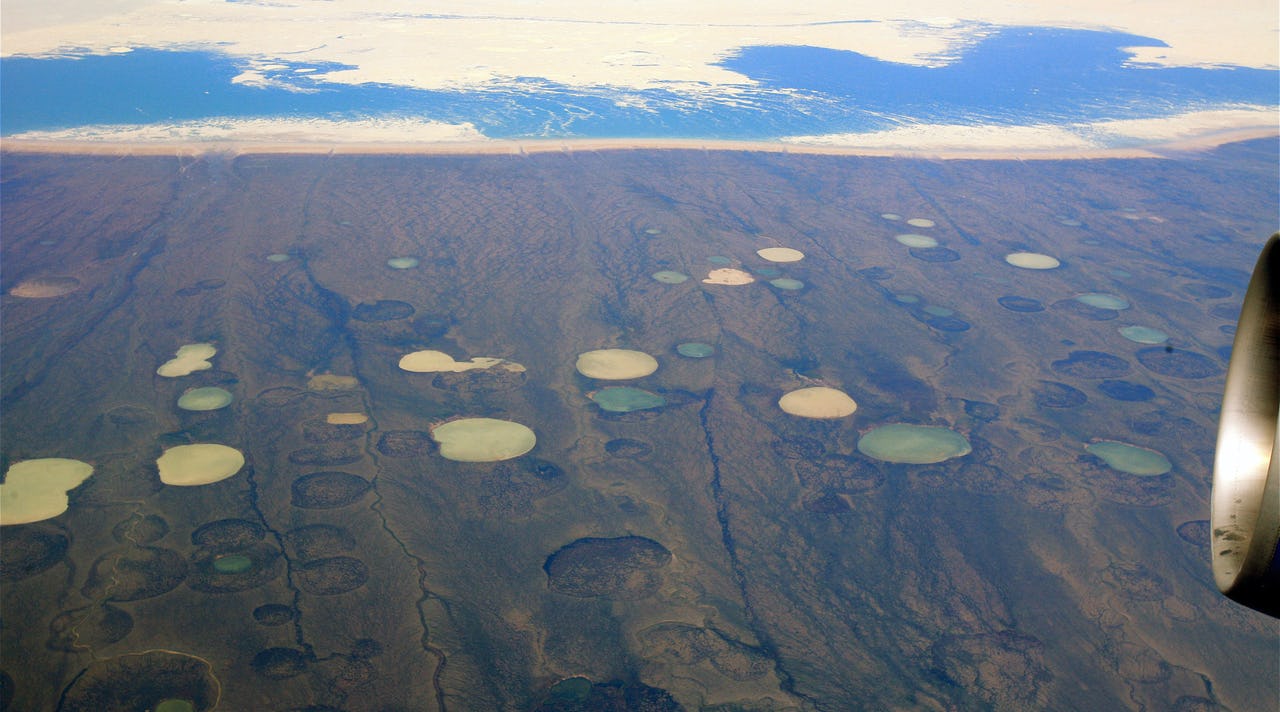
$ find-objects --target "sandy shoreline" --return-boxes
[2,127,1276,161]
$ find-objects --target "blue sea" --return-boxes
[2,27,1276,139]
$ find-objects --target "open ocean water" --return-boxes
[2,27,1276,139]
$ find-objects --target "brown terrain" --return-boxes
[1,140,1278,711]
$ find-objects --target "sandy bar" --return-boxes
[1144,127,1280,155]
[2,128,1276,160]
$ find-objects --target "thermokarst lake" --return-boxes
[2,140,1278,711]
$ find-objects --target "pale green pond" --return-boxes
[652,270,690,284]
[1086,441,1172,475]
[177,387,233,411]
[590,387,667,413]
[858,424,972,464]
[676,342,715,358]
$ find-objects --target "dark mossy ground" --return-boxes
[2,140,1278,711]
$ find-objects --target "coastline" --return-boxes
[1,126,1276,161]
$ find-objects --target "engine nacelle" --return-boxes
[1212,233,1279,618]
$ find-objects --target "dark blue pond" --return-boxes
[2,26,1275,139]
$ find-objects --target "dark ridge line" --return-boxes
[1202,675,1221,706]
[53,510,144,708]
[539,153,647,342]
[905,174,982,247]
[864,275,971,347]
[59,512,115,660]
[671,253,815,704]
[295,257,353,374]
[239,430,357,708]
[696,389,818,709]
[6,160,205,697]
[363,432,452,712]
[240,457,318,663]
[244,164,370,678]
[293,174,450,711]
[73,506,153,658]
[52,664,92,712]
[757,270,822,375]
[1,226,168,409]
[4,153,231,410]
[293,161,351,374]
[237,165,355,667]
